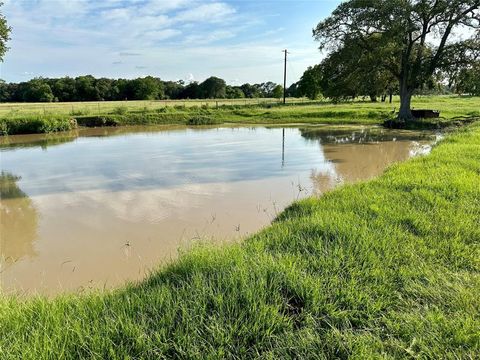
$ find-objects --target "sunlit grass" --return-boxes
[0,95,478,135]
[1,122,479,358]
[0,98,292,117]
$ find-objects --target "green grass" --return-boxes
[0,114,76,135]
[0,98,290,117]
[1,122,479,358]
[1,95,478,135]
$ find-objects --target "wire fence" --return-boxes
[0,98,313,117]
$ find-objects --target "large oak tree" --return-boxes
[318,36,397,102]
[313,0,480,121]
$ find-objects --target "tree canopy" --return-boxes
[0,76,289,103]
[298,65,323,100]
[312,36,397,102]
[272,85,284,99]
[200,76,226,99]
[454,61,480,95]
[314,0,480,120]
[0,2,11,62]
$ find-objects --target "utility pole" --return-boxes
[282,49,288,104]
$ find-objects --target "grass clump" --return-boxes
[112,106,128,115]
[187,115,220,125]
[75,113,189,127]
[0,123,479,358]
[0,115,76,135]
[69,108,90,116]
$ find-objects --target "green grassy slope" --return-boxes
[1,95,478,135]
[1,123,479,358]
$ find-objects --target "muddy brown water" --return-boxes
[0,125,437,296]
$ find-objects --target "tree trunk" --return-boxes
[398,82,413,121]
[369,95,377,102]
[389,91,393,104]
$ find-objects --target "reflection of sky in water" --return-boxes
[1,127,330,197]
[0,126,434,198]
[1,126,438,294]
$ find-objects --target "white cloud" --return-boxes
[175,2,235,23]
[119,52,142,57]
[35,0,89,20]
[102,8,132,21]
[1,0,323,84]
[185,73,195,83]
[144,29,182,41]
[140,0,191,14]
[184,30,235,44]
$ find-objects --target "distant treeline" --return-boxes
[1,69,473,104]
[0,76,301,103]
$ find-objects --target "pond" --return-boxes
[0,125,437,295]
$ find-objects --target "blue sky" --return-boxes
[1,0,341,84]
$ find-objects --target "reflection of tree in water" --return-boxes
[303,128,431,193]
[0,172,38,263]
[0,126,192,151]
[0,131,78,150]
[300,127,434,144]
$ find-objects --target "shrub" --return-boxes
[70,108,90,116]
[0,116,77,135]
[113,106,128,115]
[186,115,220,125]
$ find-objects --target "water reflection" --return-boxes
[0,125,194,151]
[1,127,335,197]
[301,127,435,192]
[0,125,435,295]
[0,132,78,150]
[300,126,435,143]
[0,172,38,264]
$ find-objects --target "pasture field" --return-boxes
[0,121,479,358]
[0,98,301,117]
[0,95,478,135]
